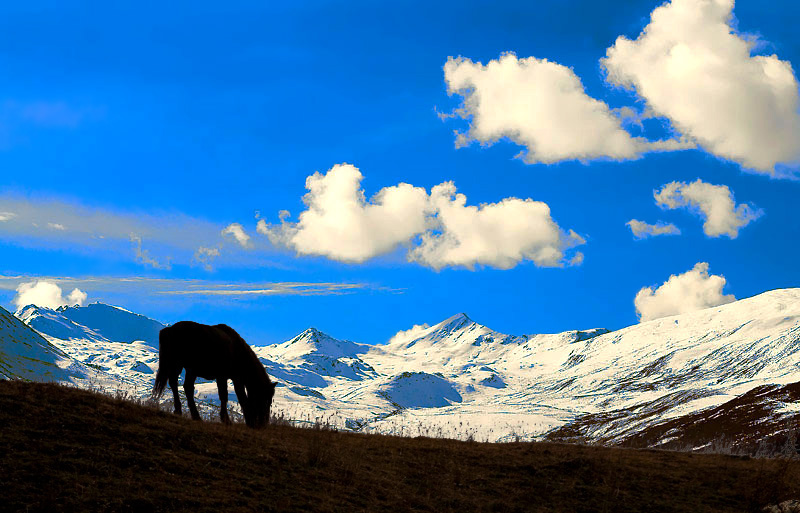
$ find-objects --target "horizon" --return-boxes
[1,0,799,347]
[10,285,796,347]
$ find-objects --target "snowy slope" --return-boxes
[0,304,108,385]
[255,290,800,442]
[15,303,165,392]
[10,288,800,446]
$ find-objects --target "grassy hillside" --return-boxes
[1,380,799,513]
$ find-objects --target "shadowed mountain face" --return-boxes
[9,289,800,450]
[14,303,163,390]
[617,381,800,452]
[18,302,165,347]
[0,305,98,383]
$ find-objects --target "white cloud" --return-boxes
[634,262,735,322]
[387,323,431,346]
[0,194,257,269]
[221,223,251,248]
[262,164,584,270]
[261,163,430,263]
[602,0,800,173]
[130,234,172,270]
[442,53,692,164]
[12,280,88,311]
[627,219,681,239]
[193,246,221,271]
[0,275,371,301]
[568,251,585,266]
[408,182,585,270]
[654,179,762,238]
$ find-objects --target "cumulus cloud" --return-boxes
[12,280,88,311]
[627,219,681,239]
[221,223,251,248]
[262,164,584,270]
[654,179,762,238]
[634,262,735,322]
[442,53,692,164]
[602,0,800,173]
[0,212,16,221]
[408,182,585,270]
[261,163,430,263]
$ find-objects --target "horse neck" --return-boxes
[235,346,269,391]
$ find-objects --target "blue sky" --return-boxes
[0,0,798,345]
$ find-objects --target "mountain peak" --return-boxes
[296,327,327,339]
[17,301,165,347]
[280,327,366,359]
[433,312,474,333]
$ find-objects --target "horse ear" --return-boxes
[271,381,278,390]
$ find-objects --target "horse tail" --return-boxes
[152,326,173,398]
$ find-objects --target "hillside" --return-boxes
[0,305,100,384]
[15,303,164,391]
[2,380,799,513]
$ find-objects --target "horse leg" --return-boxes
[169,374,182,416]
[184,372,201,421]
[217,378,231,425]
[233,380,251,426]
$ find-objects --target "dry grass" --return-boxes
[2,380,800,513]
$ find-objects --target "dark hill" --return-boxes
[1,380,799,513]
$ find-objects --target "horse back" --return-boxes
[159,321,241,379]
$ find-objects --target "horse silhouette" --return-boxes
[152,321,276,428]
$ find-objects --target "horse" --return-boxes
[152,321,277,428]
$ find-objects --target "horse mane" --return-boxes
[214,324,272,392]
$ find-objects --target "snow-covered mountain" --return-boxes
[8,289,800,448]
[256,290,800,443]
[0,304,106,385]
[15,302,166,392]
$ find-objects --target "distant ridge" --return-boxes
[9,288,800,451]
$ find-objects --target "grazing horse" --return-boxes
[152,321,276,428]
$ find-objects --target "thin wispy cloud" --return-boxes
[130,234,172,270]
[193,246,221,271]
[158,283,366,296]
[627,219,681,239]
[0,193,265,270]
[0,274,376,303]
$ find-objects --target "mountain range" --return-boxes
[4,289,800,449]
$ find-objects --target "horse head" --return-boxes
[249,379,278,428]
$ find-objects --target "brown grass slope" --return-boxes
[622,382,800,453]
[1,380,799,513]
